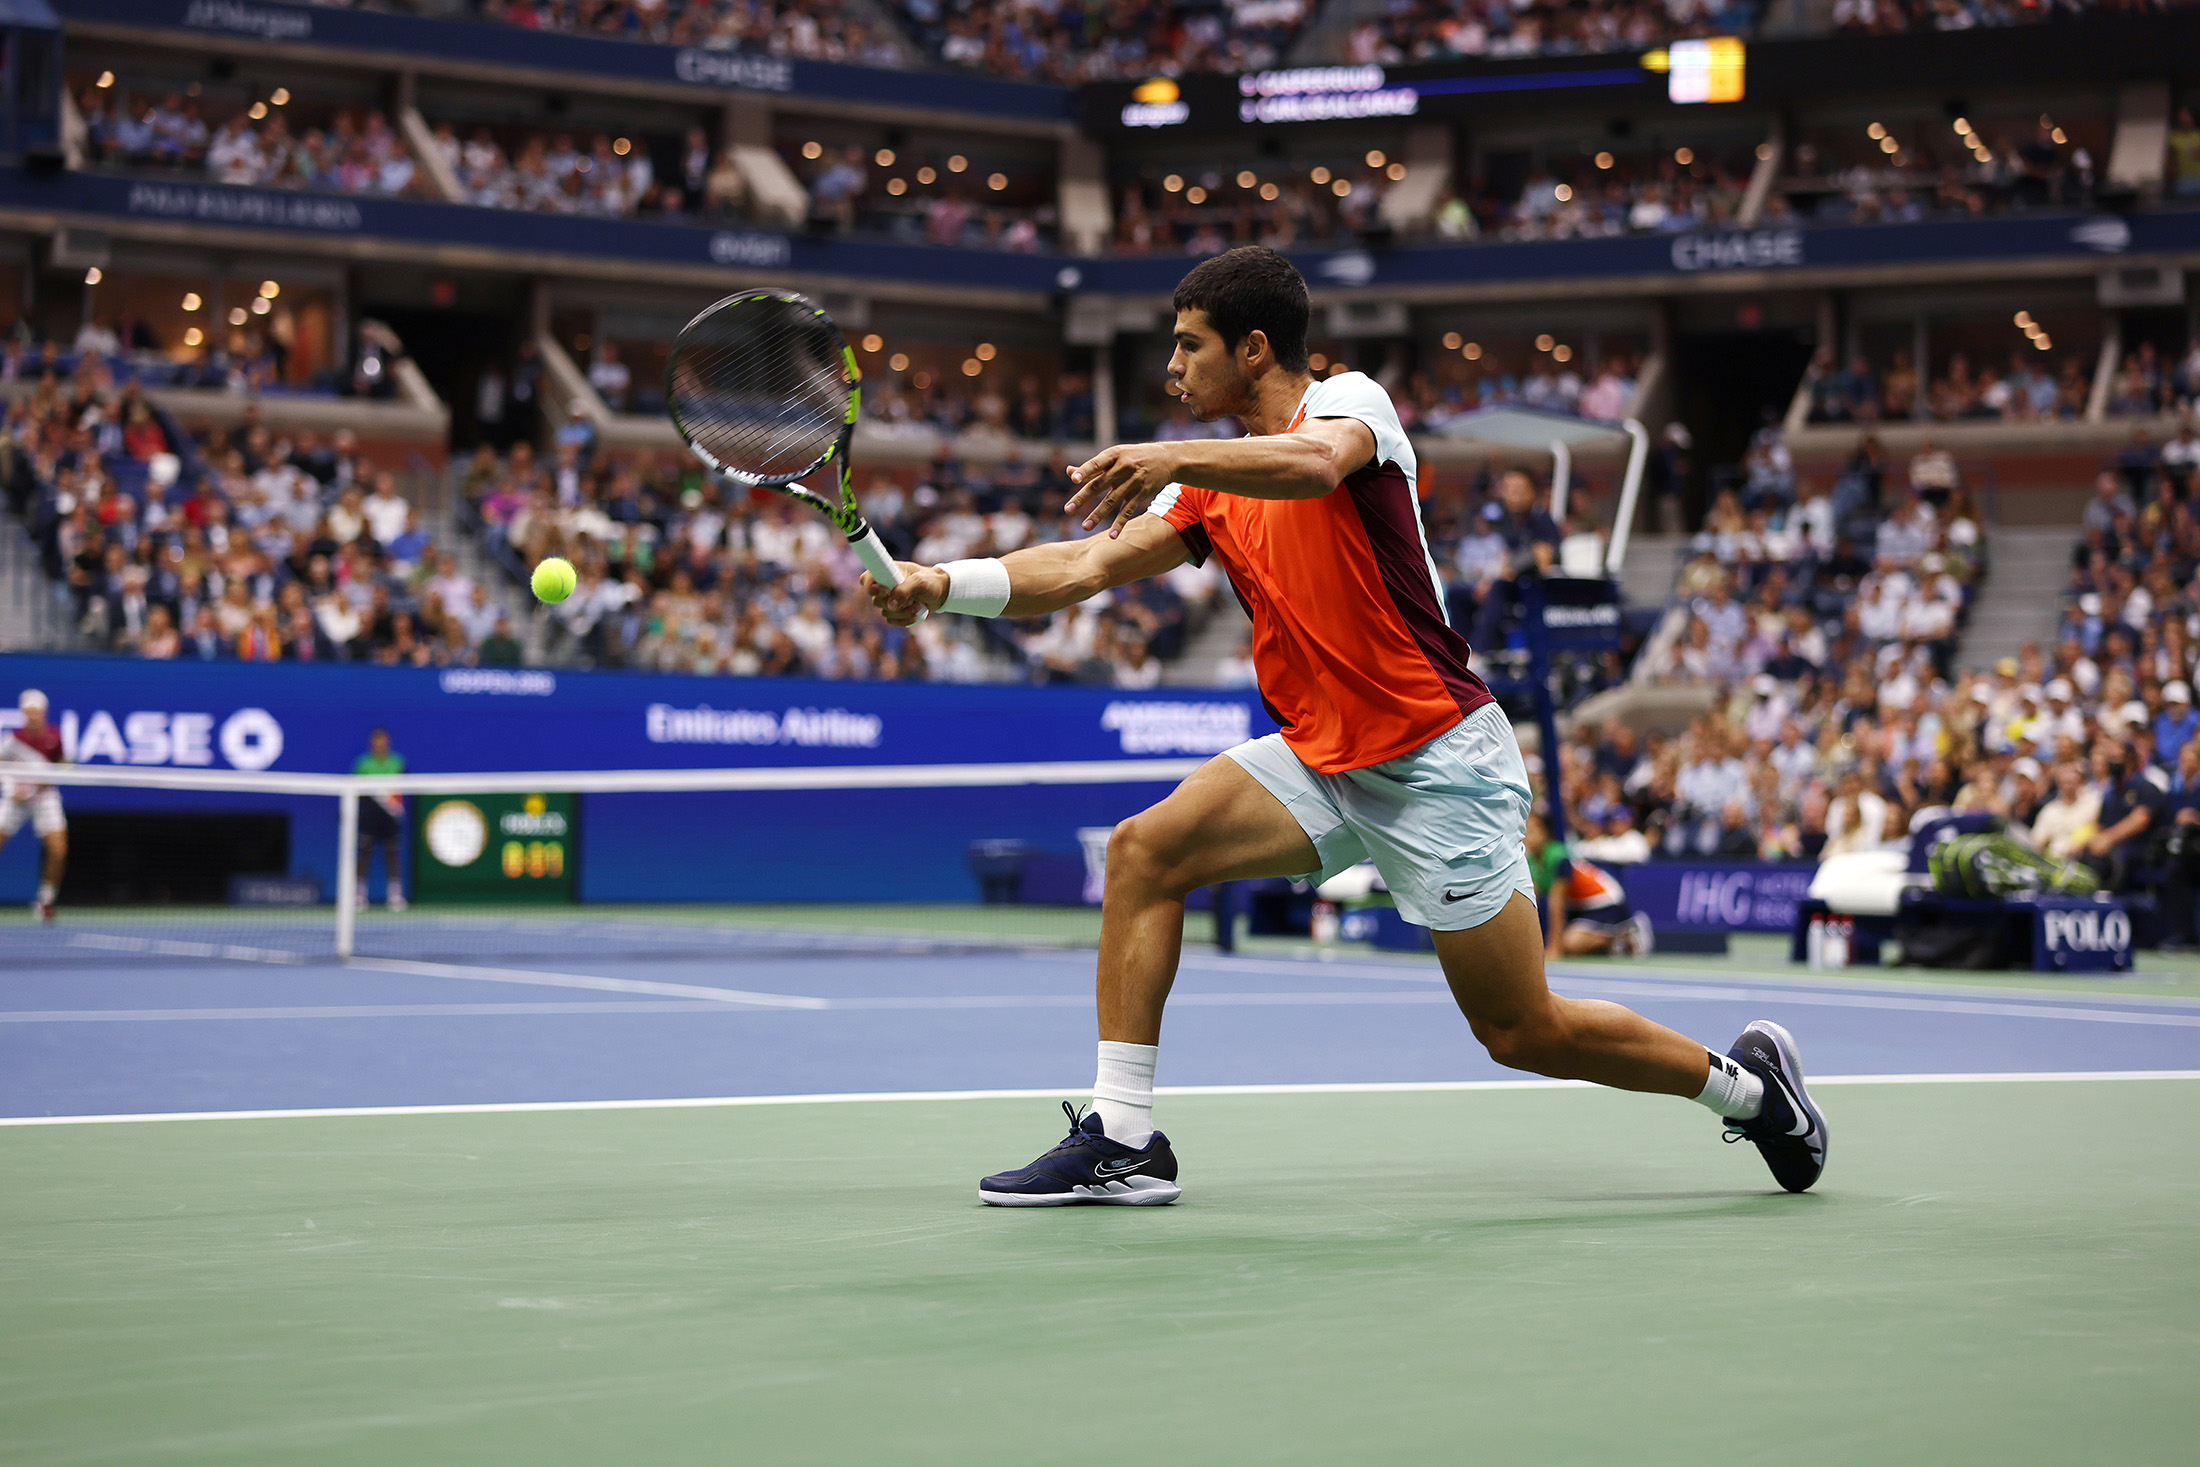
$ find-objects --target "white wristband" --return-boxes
[939,558,1012,617]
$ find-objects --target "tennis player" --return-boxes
[866,247,1827,1204]
[1,688,67,923]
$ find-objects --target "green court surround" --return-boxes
[6,1079,2195,1464]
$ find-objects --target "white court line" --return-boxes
[344,956,830,1009]
[3,1071,2194,1127]
[0,1001,738,1023]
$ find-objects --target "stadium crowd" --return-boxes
[1476,155,1756,241]
[1550,418,2200,940]
[1807,346,2102,424]
[1344,0,1756,64]
[458,438,1218,685]
[896,0,1313,83]
[475,0,906,65]
[78,91,426,198]
[1831,0,2198,36]
[433,124,669,218]
[3,366,523,666]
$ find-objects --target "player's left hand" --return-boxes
[1065,443,1179,538]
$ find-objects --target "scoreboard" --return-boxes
[413,792,577,904]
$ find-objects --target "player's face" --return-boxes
[20,705,44,734]
[1166,309,1255,423]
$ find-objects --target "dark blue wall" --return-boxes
[0,654,1273,903]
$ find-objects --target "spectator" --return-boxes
[2030,761,2101,859]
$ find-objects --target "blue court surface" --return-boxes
[5,916,2197,1118]
[9,913,2200,1467]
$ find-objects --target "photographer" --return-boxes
[2082,741,2166,896]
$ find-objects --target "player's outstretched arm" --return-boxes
[1065,416,1376,537]
[863,514,1189,627]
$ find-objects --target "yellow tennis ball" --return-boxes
[531,557,576,603]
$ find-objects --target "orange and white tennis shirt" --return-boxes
[1148,372,1493,775]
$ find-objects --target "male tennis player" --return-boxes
[1,688,67,922]
[866,247,1827,1204]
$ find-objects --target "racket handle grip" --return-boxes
[850,524,928,623]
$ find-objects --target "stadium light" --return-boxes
[84,267,100,285]
[917,166,936,184]
[183,328,203,347]
[975,343,997,361]
[948,155,967,172]
[181,293,201,311]
[270,88,290,105]
[95,71,113,88]
[1594,151,1614,169]
[875,148,895,166]
[1442,332,1462,350]
[1365,150,1385,168]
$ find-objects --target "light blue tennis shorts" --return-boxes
[1224,702,1536,932]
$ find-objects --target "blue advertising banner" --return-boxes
[56,0,1073,122]
[0,654,1274,902]
[1614,861,1814,935]
[10,167,2195,300]
[0,170,1083,295]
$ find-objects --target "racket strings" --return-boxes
[669,297,850,483]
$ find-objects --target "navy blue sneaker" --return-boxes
[979,1102,1182,1207]
[1720,1020,1829,1193]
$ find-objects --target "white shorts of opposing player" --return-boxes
[0,789,64,839]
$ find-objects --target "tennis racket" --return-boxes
[664,289,920,617]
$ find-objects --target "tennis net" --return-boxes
[0,760,1238,967]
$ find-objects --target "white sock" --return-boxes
[35,881,53,904]
[1694,1050,1764,1119]
[1091,1040,1158,1148]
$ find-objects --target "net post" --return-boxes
[335,780,358,959]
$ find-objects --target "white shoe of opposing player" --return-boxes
[386,890,408,913]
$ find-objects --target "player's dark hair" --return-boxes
[1173,247,1310,374]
